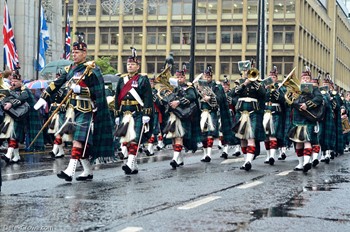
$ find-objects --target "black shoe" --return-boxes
[320,159,325,162]
[218,145,222,150]
[233,151,241,157]
[269,157,275,165]
[156,146,162,151]
[1,155,11,164]
[57,171,72,181]
[170,160,178,169]
[144,150,154,156]
[264,160,269,164]
[55,154,64,159]
[117,152,125,160]
[330,152,335,159]
[178,162,184,166]
[303,163,312,173]
[244,162,252,171]
[201,156,211,162]
[294,167,303,171]
[325,157,330,164]
[312,159,319,167]
[122,165,138,175]
[240,165,245,170]
[278,153,286,160]
[76,175,93,181]
[253,154,260,160]
[49,151,56,158]
[220,152,228,159]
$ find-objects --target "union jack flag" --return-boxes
[3,2,19,70]
[64,12,71,60]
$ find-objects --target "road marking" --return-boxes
[118,227,143,232]
[178,196,221,210]
[237,181,263,189]
[1,169,54,176]
[221,157,244,164]
[276,170,294,176]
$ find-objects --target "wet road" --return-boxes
[1,144,350,232]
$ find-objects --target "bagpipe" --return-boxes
[154,65,196,120]
[0,89,30,121]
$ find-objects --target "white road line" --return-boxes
[178,196,221,210]
[221,157,244,164]
[118,227,143,232]
[276,170,294,176]
[1,169,54,176]
[237,181,263,189]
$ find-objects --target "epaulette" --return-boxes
[331,91,337,95]
[186,82,193,87]
[21,85,26,91]
[64,65,70,73]
[140,73,148,76]
[216,81,221,85]
[120,73,128,77]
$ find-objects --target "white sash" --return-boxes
[123,76,144,107]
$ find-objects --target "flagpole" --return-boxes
[35,0,42,80]
[63,0,69,59]
[3,0,7,71]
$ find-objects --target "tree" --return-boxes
[95,56,117,75]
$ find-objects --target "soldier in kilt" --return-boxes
[263,67,285,166]
[164,68,200,169]
[114,48,153,175]
[233,69,266,171]
[47,72,68,158]
[288,69,323,173]
[1,73,45,164]
[144,76,166,156]
[343,92,350,152]
[277,81,291,161]
[319,78,336,165]
[198,65,233,163]
[35,38,114,181]
[329,82,344,157]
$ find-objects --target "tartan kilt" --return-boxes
[182,108,201,151]
[48,111,66,134]
[72,110,93,144]
[201,111,219,139]
[152,111,160,135]
[319,107,336,150]
[264,109,284,140]
[234,110,266,142]
[281,106,292,147]
[13,119,26,143]
[290,110,319,144]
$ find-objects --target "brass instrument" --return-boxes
[194,78,218,108]
[280,67,300,105]
[154,64,173,100]
[247,68,260,81]
[106,96,115,111]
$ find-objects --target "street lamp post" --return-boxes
[256,0,265,79]
[189,0,196,82]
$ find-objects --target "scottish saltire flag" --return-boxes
[37,5,50,71]
[65,12,71,59]
[3,2,19,70]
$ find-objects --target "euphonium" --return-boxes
[280,67,301,105]
[154,64,173,100]
[247,68,260,81]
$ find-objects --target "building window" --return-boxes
[172,0,192,15]
[272,56,294,76]
[147,27,166,45]
[77,0,96,16]
[273,25,294,44]
[195,56,215,75]
[247,0,258,14]
[172,26,191,44]
[274,0,295,15]
[147,56,166,74]
[123,27,142,45]
[76,27,95,45]
[196,27,216,44]
[148,0,168,15]
[197,0,217,15]
[124,1,143,15]
[100,27,118,45]
[247,26,257,44]
[222,0,243,14]
[221,26,242,44]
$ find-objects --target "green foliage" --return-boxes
[95,56,117,75]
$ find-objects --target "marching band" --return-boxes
[1,43,350,181]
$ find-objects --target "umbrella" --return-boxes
[103,74,120,83]
[25,80,49,89]
[40,59,73,74]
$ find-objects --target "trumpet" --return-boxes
[247,68,260,81]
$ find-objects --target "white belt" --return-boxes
[265,103,280,107]
[238,97,258,103]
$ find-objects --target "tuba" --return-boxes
[281,67,324,122]
[193,74,218,108]
[154,64,174,100]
